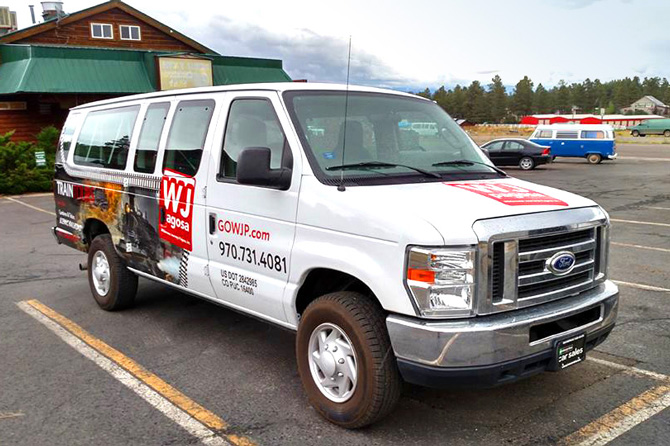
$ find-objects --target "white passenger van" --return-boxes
[53,83,618,428]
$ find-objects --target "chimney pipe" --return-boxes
[41,2,64,21]
[29,5,36,24]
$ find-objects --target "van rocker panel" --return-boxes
[385,280,618,369]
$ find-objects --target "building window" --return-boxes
[91,23,113,39]
[119,25,141,41]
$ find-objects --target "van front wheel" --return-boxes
[632,130,640,137]
[587,154,602,164]
[87,234,138,311]
[296,292,401,428]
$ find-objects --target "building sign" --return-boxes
[158,57,213,91]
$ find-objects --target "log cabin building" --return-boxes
[0,1,291,141]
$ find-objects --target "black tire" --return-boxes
[664,130,670,138]
[519,156,535,170]
[587,153,602,164]
[87,234,138,311]
[296,292,401,428]
[631,130,640,137]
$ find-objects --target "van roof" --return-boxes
[71,82,427,110]
[535,124,614,131]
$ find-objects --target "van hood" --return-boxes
[298,176,598,246]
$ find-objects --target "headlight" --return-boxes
[406,246,476,318]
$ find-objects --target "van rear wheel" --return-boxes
[296,292,401,428]
[587,154,602,164]
[87,234,138,311]
[664,130,670,137]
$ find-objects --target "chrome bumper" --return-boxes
[608,153,618,160]
[386,280,618,368]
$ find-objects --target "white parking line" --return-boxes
[611,242,670,254]
[3,197,56,217]
[587,356,670,382]
[613,280,670,293]
[611,218,670,228]
[646,206,670,211]
[619,156,670,162]
[17,301,232,446]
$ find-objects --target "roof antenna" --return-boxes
[337,35,352,192]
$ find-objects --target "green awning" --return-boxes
[212,56,292,84]
[0,45,154,94]
[0,44,291,94]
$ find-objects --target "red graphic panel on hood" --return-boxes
[448,182,568,206]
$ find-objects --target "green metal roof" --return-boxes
[0,44,291,94]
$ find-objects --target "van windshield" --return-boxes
[283,91,497,185]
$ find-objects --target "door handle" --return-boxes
[209,213,216,235]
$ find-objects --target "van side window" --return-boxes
[536,130,553,138]
[58,112,82,163]
[73,105,140,169]
[163,100,215,177]
[581,130,605,139]
[555,131,579,139]
[220,99,287,179]
[134,102,170,174]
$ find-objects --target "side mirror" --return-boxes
[481,147,491,159]
[236,147,292,190]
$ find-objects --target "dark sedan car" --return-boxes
[481,138,552,170]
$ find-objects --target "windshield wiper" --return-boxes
[432,160,507,176]
[326,161,441,179]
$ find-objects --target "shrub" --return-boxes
[0,126,59,195]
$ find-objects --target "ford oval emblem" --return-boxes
[546,251,576,276]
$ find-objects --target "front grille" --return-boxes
[490,226,601,308]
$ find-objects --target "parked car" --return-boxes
[480,138,552,170]
[52,83,618,428]
[529,124,617,164]
[629,118,670,137]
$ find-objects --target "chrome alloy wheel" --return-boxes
[92,251,111,296]
[520,157,534,170]
[308,322,358,403]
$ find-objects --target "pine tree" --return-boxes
[512,76,534,117]
[488,75,507,123]
[533,84,552,114]
[555,80,571,114]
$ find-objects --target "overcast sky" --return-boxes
[7,0,670,90]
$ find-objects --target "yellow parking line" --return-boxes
[20,299,255,446]
[3,197,56,216]
[560,385,670,446]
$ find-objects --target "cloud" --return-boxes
[476,70,500,75]
[199,17,416,88]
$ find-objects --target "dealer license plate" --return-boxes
[556,333,586,370]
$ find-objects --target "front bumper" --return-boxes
[386,280,618,388]
[607,153,618,160]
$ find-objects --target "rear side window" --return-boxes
[505,141,524,151]
[220,99,287,179]
[581,130,605,139]
[536,130,553,138]
[59,112,82,163]
[163,100,215,177]
[555,131,579,139]
[485,141,504,151]
[134,102,170,174]
[74,106,140,169]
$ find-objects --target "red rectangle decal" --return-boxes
[159,173,195,250]
[449,182,568,206]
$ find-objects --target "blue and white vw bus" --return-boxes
[529,124,617,164]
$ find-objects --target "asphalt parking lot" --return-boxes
[1,143,669,446]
